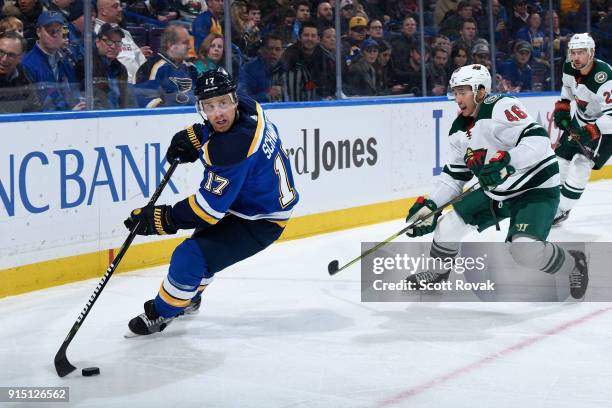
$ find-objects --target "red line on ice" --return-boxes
[376,305,612,407]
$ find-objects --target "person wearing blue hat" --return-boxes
[345,38,380,96]
[21,10,84,111]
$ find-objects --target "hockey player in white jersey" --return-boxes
[552,33,612,225]
[405,64,588,299]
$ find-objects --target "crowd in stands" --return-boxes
[0,0,610,113]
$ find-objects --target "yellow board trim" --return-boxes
[2,165,611,299]
[188,194,219,225]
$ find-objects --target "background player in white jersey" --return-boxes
[552,33,612,225]
[405,64,588,299]
[124,68,299,336]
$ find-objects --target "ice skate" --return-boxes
[180,296,202,316]
[552,209,571,227]
[568,250,588,299]
[125,300,176,338]
[406,270,450,289]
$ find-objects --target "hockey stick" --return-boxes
[54,159,180,377]
[328,182,481,276]
[562,120,598,161]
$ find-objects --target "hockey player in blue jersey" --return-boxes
[125,68,299,336]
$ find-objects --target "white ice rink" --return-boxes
[2,181,612,408]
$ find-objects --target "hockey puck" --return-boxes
[82,367,100,377]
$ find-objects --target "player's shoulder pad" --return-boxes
[477,94,514,121]
[448,114,472,135]
[562,60,577,76]
[202,100,265,167]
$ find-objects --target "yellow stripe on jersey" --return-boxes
[268,220,288,228]
[210,19,222,35]
[158,284,191,307]
[202,141,212,165]
[247,103,264,157]
[188,194,220,225]
[149,59,167,80]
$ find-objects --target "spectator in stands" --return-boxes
[516,13,545,60]
[544,10,572,58]
[426,47,449,96]
[386,0,418,23]
[192,0,223,50]
[0,16,24,37]
[95,0,150,84]
[345,38,379,96]
[390,16,417,82]
[498,40,532,92]
[394,44,429,96]
[478,0,508,53]
[447,42,468,77]
[339,0,354,34]
[65,1,95,63]
[272,6,296,47]
[134,23,197,107]
[231,0,260,57]
[454,18,478,55]
[16,0,43,49]
[320,25,336,55]
[291,0,311,44]
[440,1,473,38]
[367,19,384,42]
[174,0,206,23]
[315,1,333,30]
[91,23,135,109]
[374,39,402,95]
[508,0,529,37]
[0,30,41,112]
[361,0,385,22]
[435,0,458,25]
[195,32,223,74]
[238,32,285,102]
[431,34,451,54]
[44,0,72,19]
[22,11,83,111]
[342,15,367,64]
[471,41,491,71]
[247,1,262,31]
[283,21,334,101]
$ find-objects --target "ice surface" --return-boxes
[2,181,612,408]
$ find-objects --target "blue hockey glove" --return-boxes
[405,196,439,237]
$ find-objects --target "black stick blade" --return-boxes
[328,260,340,276]
[54,344,76,377]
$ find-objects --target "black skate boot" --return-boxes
[181,296,202,316]
[552,210,571,227]
[126,300,175,337]
[568,250,588,299]
[406,270,450,289]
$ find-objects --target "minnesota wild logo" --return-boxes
[594,71,607,83]
[464,147,487,174]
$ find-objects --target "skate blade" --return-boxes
[123,330,144,339]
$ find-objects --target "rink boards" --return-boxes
[1,94,610,297]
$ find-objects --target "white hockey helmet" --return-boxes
[567,33,595,69]
[448,64,491,102]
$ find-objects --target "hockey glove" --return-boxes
[405,196,439,237]
[124,205,178,236]
[573,123,601,149]
[553,99,571,130]
[166,124,205,164]
[478,151,515,190]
